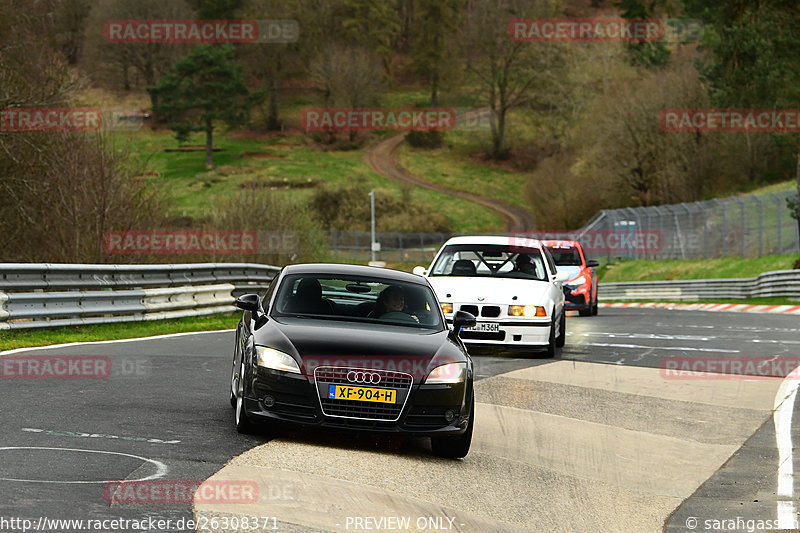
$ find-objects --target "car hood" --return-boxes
[427,276,552,305]
[254,318,465,377]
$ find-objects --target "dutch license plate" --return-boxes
[466,322,500,332]
[328,385,397,403]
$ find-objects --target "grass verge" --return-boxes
[598,254,798,283]
[0,313,240,352]
[602,297,799,306]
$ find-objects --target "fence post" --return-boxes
[398,233,403,262]
[773,193,782,254]
[700,202,708,259]
[681,203,693,259]
[732,196,745,256]
[755,195,763,257]
[715,199,727,256]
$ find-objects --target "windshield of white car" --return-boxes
[545,246,583,266]
[429,244,549,281]
[271,274,444,330]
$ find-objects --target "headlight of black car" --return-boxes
[255,346,301,374]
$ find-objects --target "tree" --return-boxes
[409,0,463,106]
[0,2,162,263]
[186,0,242,19]
[310,46,382,141]
[85,0,193,96]
[464,0,565,159]
[683,0,800,244]
[613,0,673,67]
[238,0,305,131]
[51,0,93,65]
[339,0,401,75]
[148,45,263,168]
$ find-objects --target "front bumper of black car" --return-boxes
[243,367,471,436]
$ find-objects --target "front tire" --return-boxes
[234,360,256,434]
[431,395,474,459]
[555,311,566,348]
[591,297,598,315]
[544,315,558,357]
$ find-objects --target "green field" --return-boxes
[398,142,532,211]
[114,128,502,233]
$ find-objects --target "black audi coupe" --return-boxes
[230,263,477,458]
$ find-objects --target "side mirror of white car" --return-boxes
[554,271,570,283]
[412,266,428,276]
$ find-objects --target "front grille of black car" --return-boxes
[480,305,501,317]
[460,330,506,341]
[314,366,413,422]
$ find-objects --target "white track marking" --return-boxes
[774,368,800,529]
[0,446,167,484]
[581,342,740,353]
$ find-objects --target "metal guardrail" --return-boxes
[0,263,281,330]
[599,269,800,301]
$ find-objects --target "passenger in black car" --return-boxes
[284,277,334,314]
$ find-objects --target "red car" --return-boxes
[541,240,599,316]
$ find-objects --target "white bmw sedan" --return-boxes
[414,236,569,356]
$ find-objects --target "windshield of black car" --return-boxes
[271,274,444,329]
[428,244,549,280]
[545,246,583,266]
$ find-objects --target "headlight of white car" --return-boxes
[508,305,547,317]
[255,346,301,374]
[425,362,466,384]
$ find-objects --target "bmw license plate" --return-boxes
[465,322,500,332]
[328,385,396,403]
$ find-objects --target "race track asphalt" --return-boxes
[2,308,799,532]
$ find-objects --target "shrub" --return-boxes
[405,130,444,149]
[309,179,451,233]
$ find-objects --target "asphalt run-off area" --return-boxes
[2,308,800,532]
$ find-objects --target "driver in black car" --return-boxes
[369,286,419,322]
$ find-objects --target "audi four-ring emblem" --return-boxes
[347,370,381,384]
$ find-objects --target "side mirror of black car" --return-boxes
[451,310,477,337]
[235,294,260,312]
[586,259,600,268]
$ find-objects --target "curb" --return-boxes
[600,302,800,314]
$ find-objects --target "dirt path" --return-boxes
[364,133,536,231]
